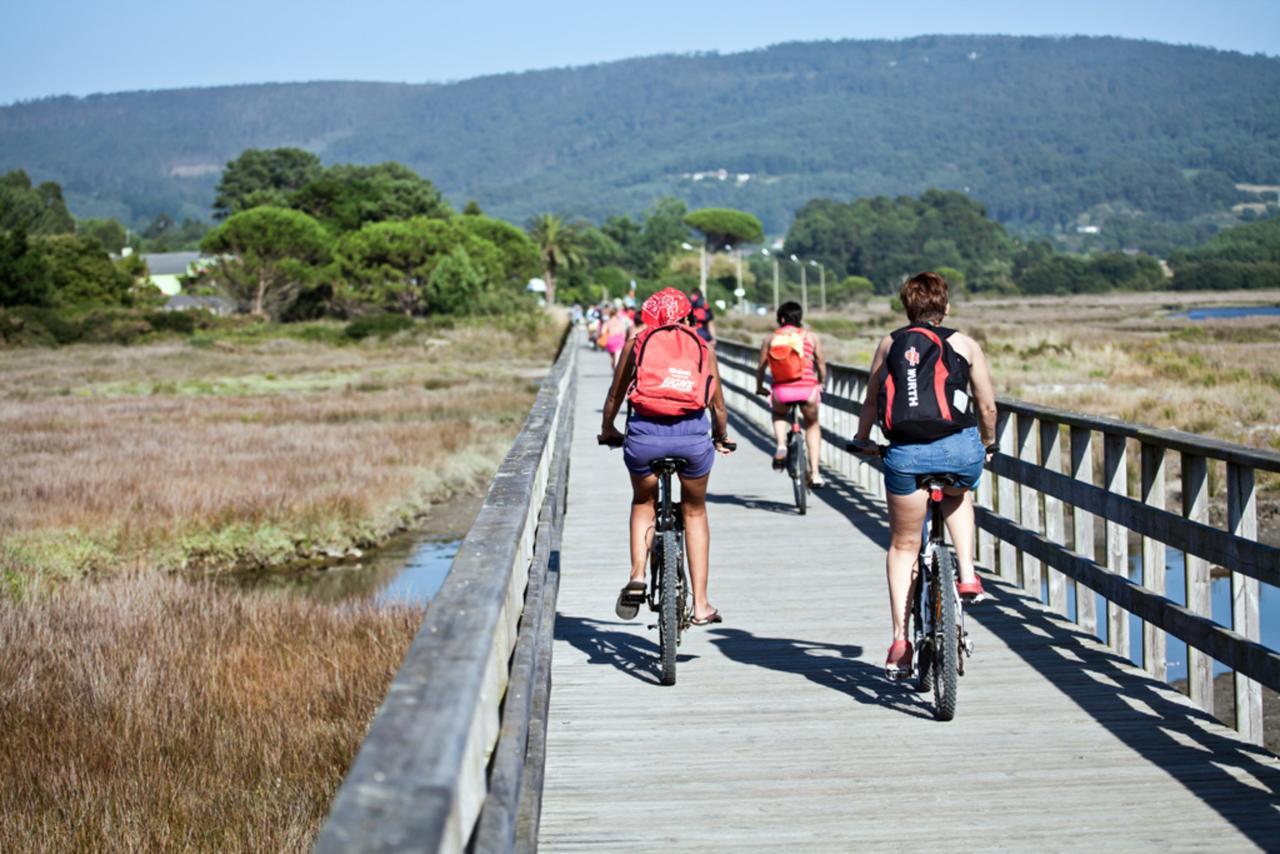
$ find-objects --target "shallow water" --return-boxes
[1174,306,1280,320]
[228,534,459,605]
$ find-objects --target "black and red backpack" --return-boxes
[876,325,976,443]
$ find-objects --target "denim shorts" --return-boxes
[882,427,985,496]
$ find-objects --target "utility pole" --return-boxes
[811,260,826,312]
[800,263,807,315]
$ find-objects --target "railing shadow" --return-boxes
[705,626,934,719]
[705,492,797,515]
[553,613,697,685]
[967,583,1280,844]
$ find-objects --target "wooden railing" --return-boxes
[715,338,1279,745]
[315,332,577,853]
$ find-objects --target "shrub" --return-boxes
[344,314,416,340]
[144,311,195,335]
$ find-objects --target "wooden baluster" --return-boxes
[996,410,1019,582]
[1070,427,1098,637]
[1041,421,1067,615]
[1227,462,1262,744]
[1180,452,1212,713]
[1104,434,1129,659]
[1141,443,1167,681]
[1017,412,1042,598]
[976,446,995,573]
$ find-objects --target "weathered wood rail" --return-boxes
[315,332,577,853]
[716,337,1279,745]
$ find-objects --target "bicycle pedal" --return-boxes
[962,638,975,657]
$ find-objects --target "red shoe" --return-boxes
[885,639,913,679]
[957,575,986,600]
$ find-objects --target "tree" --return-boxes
[0,170,75,235]
[427,247,486,315]
[212,148,322,220]
[290,162,452,233]
[526,214,586,305]
[453,215,540,287]
[78,218,129,254]
[34,234,135,307]
[0,229,54,307]
[200,207,331,319]
[683,208,764,251]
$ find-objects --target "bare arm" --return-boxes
[755,338,770,393]
[599,338,638,440]
[706,318,717,343]
[707,349,731,444]
[964,338,998,448]
[810,331,827,386]
[854,334,893,443]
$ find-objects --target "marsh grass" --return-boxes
[0,320,562,580]
[0,574,423,851]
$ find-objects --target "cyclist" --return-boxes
[601,305,633,370]
[689,288,717,346]
[849,272,998,677]
[598,287,735,626]
[754,300,827,487]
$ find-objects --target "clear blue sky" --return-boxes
[1,0,1276,105]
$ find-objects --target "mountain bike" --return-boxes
[847,441,975,721]
[599,436,735,685]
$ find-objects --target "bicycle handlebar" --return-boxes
[597,435,624,448]
[846,439,888,457]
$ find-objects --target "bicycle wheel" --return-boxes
[931,548,959,720]
[658,528,680,686]
[914,567,934,692]
[790,432,807,515]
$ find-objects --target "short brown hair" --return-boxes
[899,272,949,324]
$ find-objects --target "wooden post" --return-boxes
[1227,462,1262,744]
[976,447,995,572]
[1017,412,1042,597]
[1070,427,1098,638]
[1041,421,1067,615]
[996,411,1019,582]
[1104,434,1129,659]
[1140,443,1167,681]
[1180,452,1213,713]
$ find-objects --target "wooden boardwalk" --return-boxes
[539,349,1280,852]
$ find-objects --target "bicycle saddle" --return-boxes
[915,472,963,489]
[650,456,690,473]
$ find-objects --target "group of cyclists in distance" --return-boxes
[588,271,999,676]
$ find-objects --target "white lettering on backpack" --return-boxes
[906,366,919,407]
[659,367,695,393]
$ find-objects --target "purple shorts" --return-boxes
[623,412,715,479]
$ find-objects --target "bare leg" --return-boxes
[628,472,658,582]
[800,398,821,478]
[941,489,978,584]
[770,402,788,456]
[678,474,716,620]
[886,489,928,641]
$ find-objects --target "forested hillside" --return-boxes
[2,35,1278,235]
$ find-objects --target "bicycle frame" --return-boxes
[911,481,971,675]
[649,462,689,628]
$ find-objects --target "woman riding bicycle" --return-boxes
[598,287,735,626]
[850,272,998,677]
[755,300,827,487]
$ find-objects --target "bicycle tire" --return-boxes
[658,528,680,686]
[790,432,808,515]
[932,548,959,720]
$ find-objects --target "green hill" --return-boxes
[2,35,1278,234]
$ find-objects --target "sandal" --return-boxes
[885,639,913,680]
[614,580,647,620]
[772,447,787,471]
[690,608,722,626]
[808,473,825,488]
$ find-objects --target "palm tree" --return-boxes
[526,213,584,305]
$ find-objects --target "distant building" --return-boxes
[1075,225,1101,235]
[143,252,202,296]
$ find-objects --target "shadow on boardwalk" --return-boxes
[554,614,697,685]
[728,410,1280,843]
[706,627,935,720]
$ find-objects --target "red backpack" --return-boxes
[767,327,808,384]
[628,324,715,417]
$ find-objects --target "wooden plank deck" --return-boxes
[539,348,1280,852]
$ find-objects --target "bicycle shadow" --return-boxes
[705,492,797,515]
[706,626,935,720]
[554,613,697,685]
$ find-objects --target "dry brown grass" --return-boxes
[0,574,422,852]
[0,320,562,580]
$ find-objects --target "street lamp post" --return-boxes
[791,254,807,315]
[761,248,779,311]
[810,260,826,312]
[682,242,707,292]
